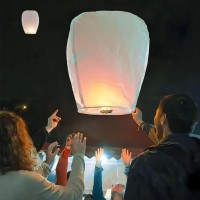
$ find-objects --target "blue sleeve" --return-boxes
[124,165,130,177]
[92,166,106,200]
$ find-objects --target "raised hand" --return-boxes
[132,107,143,126]
[45,141,60,165]
[65,134,73,150]
[72,132,86,155]
[45,109,61,133]
[121,148,132,167]
[95,148,104,168]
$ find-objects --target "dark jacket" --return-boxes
[92,166,106,200]
[31,128,48,152]
[124,134,200,200]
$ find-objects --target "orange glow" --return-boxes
[82,82,130,107]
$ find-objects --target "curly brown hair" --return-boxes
[0,111,38,174]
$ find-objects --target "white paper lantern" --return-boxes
[21,10,39,34]
[67,11,149,115]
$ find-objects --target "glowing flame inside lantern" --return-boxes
[83,83,130,107]
[100,107,113,114]
[26,27,36,34]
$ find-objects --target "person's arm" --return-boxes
[36,142,60,177]
[121,148,132,177]
[31,128,48,152]
[25,153,85,200]
[37,133,86,200]
[93,167,106,200]
[31,109,61,152]
[92,148,106,200]
[56,134,73,185]
[56,147,70,185]
[132,108,159,145]
[37,161,51,178]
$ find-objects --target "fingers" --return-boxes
[67,134,73,141]
[101,148,104,155]
[134,107,140,113]
[50,110,61,122]
[71,132,86,155]
[68,134,72,138]
[48,141,58,151]
[80,133,83,142]
[96,148,104,157]
[122,148,132,157]
[83,137,87,145]
[73,133,78,144]
[51,109,59,117]
[73,132,85,143]
[54,147,60,155]
[66,133,74,146]
[132,107,140,116]
[122,148,126,155]
[51,116,61,121]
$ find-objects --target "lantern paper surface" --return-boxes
[67,11,149,115]
[22,10,39,34]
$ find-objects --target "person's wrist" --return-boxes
[65,145,71,150]
[96,161,102,168]
[135,119,144,126]
[124,163,130,167]
[45,126,53,134]
[72,150,85,155]
[45,159,52,165]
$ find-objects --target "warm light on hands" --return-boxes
[95,148,104,168]
[45,141,60,165]
[65,134,73,150]
[132,107,143,126]
[45,109,61,133]
[121,148,132,167]
[72,132,86,155]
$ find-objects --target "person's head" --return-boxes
[154,94,198,139]
[83,194,93,200]
[111,184,125,200]
[0,111,37,174]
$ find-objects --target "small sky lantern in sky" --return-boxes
[67,11,149,115]
[21,10,39,34]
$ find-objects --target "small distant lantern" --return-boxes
[21,10,39,34]
[67,11,149,115]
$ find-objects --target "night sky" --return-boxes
[1,0,200,158]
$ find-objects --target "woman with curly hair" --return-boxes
[0,111,86,200]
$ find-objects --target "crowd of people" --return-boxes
[0,93,200,200]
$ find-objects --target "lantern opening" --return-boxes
[100,107,113,114]
[78,106,132,115]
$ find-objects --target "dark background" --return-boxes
[0,0,200,158]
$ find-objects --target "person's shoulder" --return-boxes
[131,144,171,168]
[190,135,200,145]
[14,170,46,184]
[0,170,46,190]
